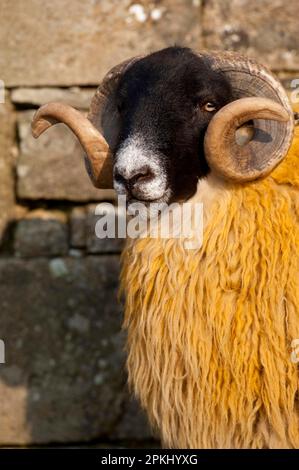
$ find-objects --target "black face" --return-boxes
[113,46,233,204]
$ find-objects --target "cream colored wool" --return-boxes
[120,127,299,449]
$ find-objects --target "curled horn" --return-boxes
[204,97,290,181]
[32,51,294,186]
[31,102,113,188]
[31,57,141,189]
[200,51,294,181]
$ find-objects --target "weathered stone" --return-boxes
[17,111,116,201]
[113,394,155,442]
[86,204,125,254]
[0,0,202,87]
[70,203,126,253]
[0,93,15,247]
[0,256,128,444]
[202,0,299,71]
[14,210,68,257]
[11,87,96,110]
[277,74,299,111]
[68,248,85,258]
[70,207,87,248]
[13,205,30,221]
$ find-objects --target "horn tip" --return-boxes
[31,116,51,139]
[31,124,40,139]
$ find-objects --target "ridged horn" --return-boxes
[32,102,113,188]
[199,51,294,181]
[31,57,142,189]
[204,97,290,181]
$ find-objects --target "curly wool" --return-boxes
[120,127,299,449]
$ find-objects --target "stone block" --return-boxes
[202,0,299,71]
[14,210,68,257]
[113,394,155,442]
[0,93,15,247]
[0,256,128,444]
[70,207,87,248]
[0,0,202,87]
[86,204,125,254]
[17,111,116,202]
[11,87,96,110]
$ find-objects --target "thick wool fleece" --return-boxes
[120,127,299,449]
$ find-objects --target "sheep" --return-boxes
[31,46,299,448]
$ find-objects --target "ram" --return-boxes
[31,47,299,448]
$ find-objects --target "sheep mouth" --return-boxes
[125,188,173,207]
[126,195,168,207]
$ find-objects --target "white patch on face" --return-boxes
[114,135,169,201]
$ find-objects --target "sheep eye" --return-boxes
[203,102,216,112]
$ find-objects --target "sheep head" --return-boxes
[31,47,294,202]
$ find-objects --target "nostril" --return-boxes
[114,166,154,188]
[114,170,127,185]
[130,167,153,186]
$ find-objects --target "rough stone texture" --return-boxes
[0,256,131,444]
[202,0,299,71]
[0,93,15,246]
[14,210,68,257]
[1,0,297,448]
[11,87,96,110]
[87,204,125,254]
[113,395,156,442]
[17,111,116,202]
[0,0,202,87]
[70,204,125,253]
[70,207,87,248]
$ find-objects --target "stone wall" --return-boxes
[0,0,298,447]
